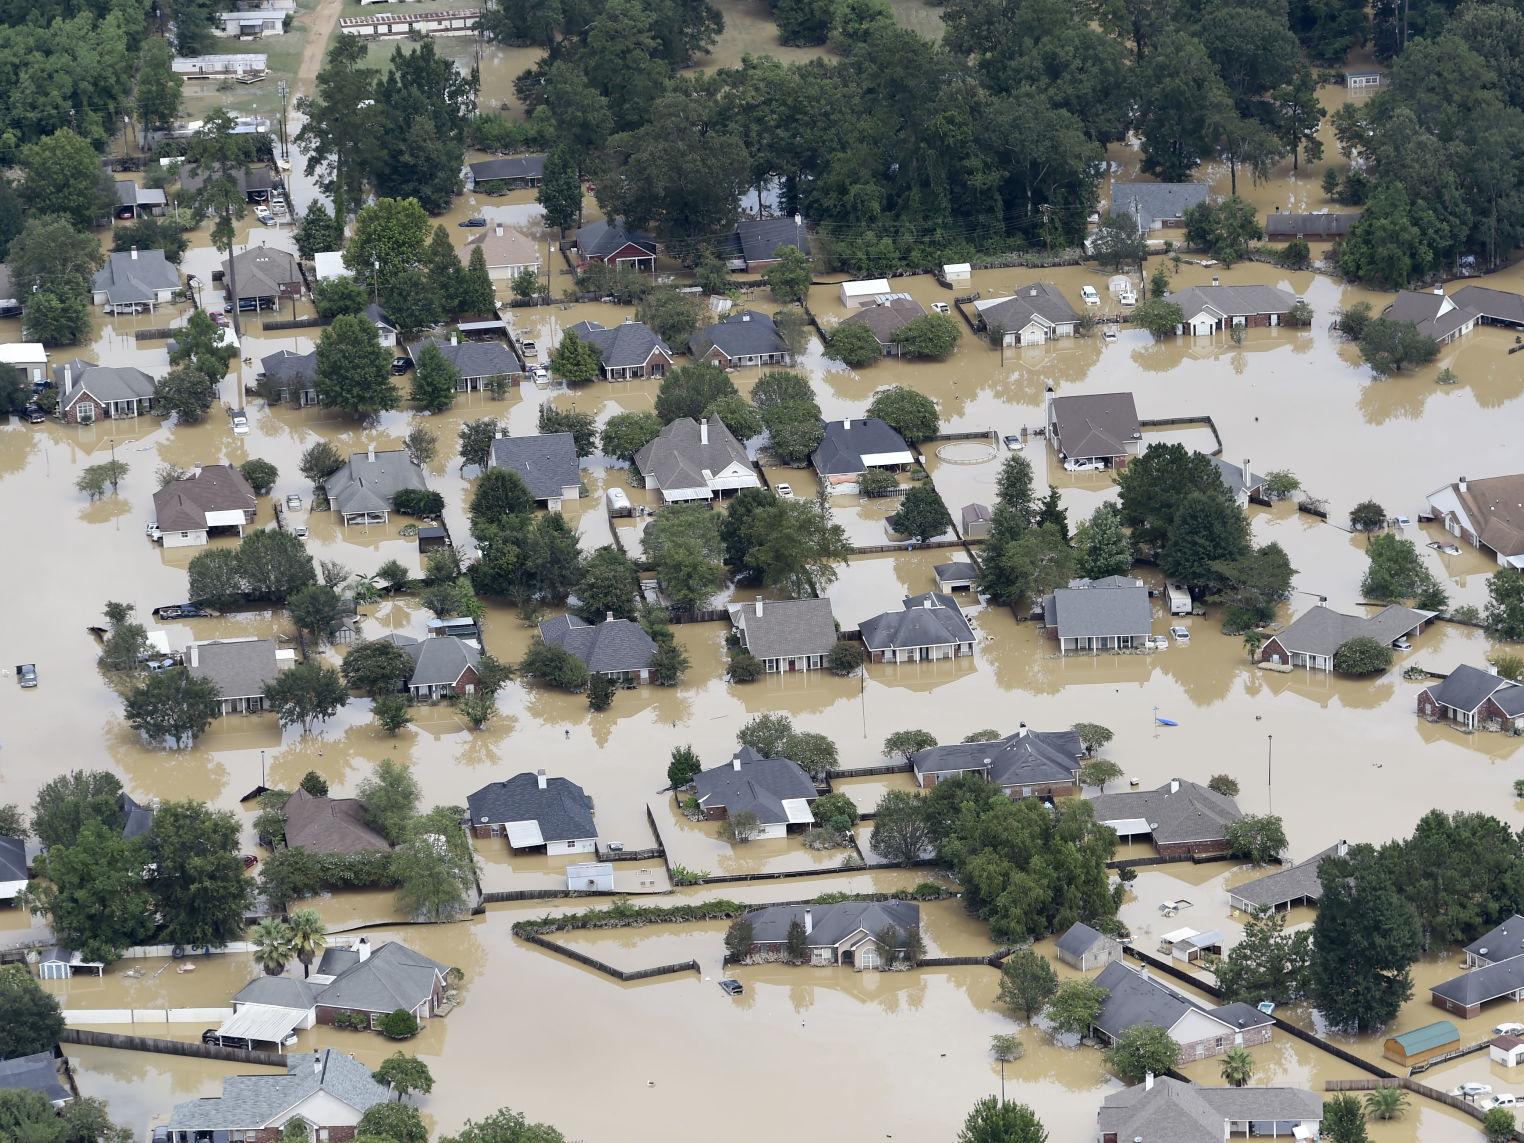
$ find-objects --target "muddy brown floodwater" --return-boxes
[7,66,1524,1143]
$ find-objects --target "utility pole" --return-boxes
[276,80,290,161]
[1266,734,1273,813]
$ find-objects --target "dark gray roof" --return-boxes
[1093,961,1194,1038]
[324,450,429,516]
[811,417,912,477]
[261,349,316,385]
[1423,664,1519,715]
[1205,454,1264,498]
[1269,603,1429,659]
[975,282,1080,330]
[224,246,300,302]
[119,793,154,840]
[843,297,926,345]
[1042,576,1152,640]
[0,1051,70,1105]
[1265,211,1358,238]
[567,319,672,370]
[1383,290,1479,341]
[911,726,1081,789]
[1230,842,1345,909]
[960,503,992,528]
[1098,1078,1321,1143]
[409,337,523,379]
[60,365,156,406]
[1451,285,1524,325]
[313,941,448,1014]
[402,636,480,688]
[466,772,596,840]
[1049,392,1139,460]
[539,614,656,674]
[1433,954,1524,1009]
[115,180,167,209]
[167,1049,390,1129]
[489,433,580,501]
[693,746,817,826]
[92,249,180,303]
[734,216,809,265]
[468,153,545,182]
[728,597,837,660]
[1170,284,1300,318]
[188,638,280,701]
[935,561,978,581]
[1111,182,1209,230]
[234,975,323,1009]
[861,593,975,651]
[1090,779,1242,845]
[634,416,753,492]
[180,163,274,198]
[575,217,658,260]
[282,789,390,855]
[0,835,25,881]
[741,900,919,948]
[1464,914,1524,962]
[1056,921,1108,958]
[689,310,787,359]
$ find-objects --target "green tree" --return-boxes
[884,729,937,762]
[1078,759,1123,791]
[636,286,704,344]
[251,918,293,975]
[1090,212,1146,271]
[538,147,582,232]
[549,329,603,384]
[346,197,431,291]
[827,639,865,676]
[643,503,726,611]
[374,694,412,735]
[135,37,183,129]
[25,821,153,964]
[288,584,342,643]
[1484,571,1524,641]
[1485,1108,1517,1143]
[1073,722,1113,756]
[264,663,348,735]
[1212,542,1296,632]
[356,758,422,844]
[343,639,414,697]
[1219,1046,1255,1087]
[888,483,952,542]
[997,948,1059,1019]
[313,276,369,322]
[1216,907,1312,1005]
[21,130,114,228]
[357,1102,428,1143]
[1043,978,1108,1037]
[75,461,130,500]
[895,313,962,360]
[145,801,254,947]
[438,1107,572,1143]
[956,1098,1047,1143]
[1073,503,1132,580]
[316,313,398,418]
[738,712,794,757]
[510,265,541,303]
[0,966,64,1058]
[300,442,346,486]
[765,245,811,303]
[703,393,763,442]
[153,363,218,426]
[1130,297,1185,337]
[1226,814,1288,864]
[1361,532,1445,607]
[741,496,852,596]
[825,320,884,367]
[394,806,477,922]
[239,459,279,496]
[1349,500,1386,531]
[868,790,931,863]
[600,410,664,463]
[1209,773,1241,796]
[520,639,590,691]
[1160,492,1250,593]
[411,342,460,413]
[1311,843,1420,1030]
[124,668,220,747]
[760,400,826,464]
[537,404,598,457]
[575,546,641,621]
[458,418,501,473]
[29,770,123,850]
[1363,1087,1408,1121]
[295,201,344,261]
[667,745,702,788]
[238,530,317,602]
[374,1053,434,1100]
[1358,318,1439,377]
[1322,1094,1370,1143]
[1035,487,1068,538]
[459,244,498,315]
[868,386,939,442]
[656,363,738,424]
[1333,636,1395,676]
[471,468,537,529]
[1106,1023,1181,1084]
[1182,196,1262,264]
[979,522,1075,607]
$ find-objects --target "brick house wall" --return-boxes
[65,395,103,425]
[1176,1021,1272,1062]
[1156,838,1231,858]
[1418,691,1446,718]
[1483,694,1524,725]
[997,781,1079,799]
[452,665,480,696]
[1258,636,1290,664]
[1433,993,1481,1019]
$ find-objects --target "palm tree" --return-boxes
[1219,1047,1254,1087]
[251,919,293,976]
[1364,1086,1409,1120]
[1242,630,1265,662]
[286,908,328,979]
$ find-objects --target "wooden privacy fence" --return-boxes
[825,762,913,780]
[516,929,700,983]
[62,1007,232,1026]
[61,1028,285,1067]
[261,315,324,331]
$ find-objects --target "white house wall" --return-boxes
[161,529,209,548]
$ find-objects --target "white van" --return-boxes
[1080,285,1100,306]
[1166,583,1192,616]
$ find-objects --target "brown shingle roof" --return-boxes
[282,789,390,855]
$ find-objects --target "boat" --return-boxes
[1155,717,1178,727]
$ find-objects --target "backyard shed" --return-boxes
[1493,1035,1524,1067]
[567,862,614,892]
[840,278,891,308]
[942,263,971,286]
[1383,1021,1459,1067]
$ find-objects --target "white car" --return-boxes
[930,302,950,315]
[1118,289,1138,307]
[775,483,793,498]
[520,339,538,359]
[1495,1023,1524,1036]
[230,410,249,435]
[254,206,274,225]
[1169,626,1190,644]
[1486,1095,1520,1109]
[1080,285,1100,306]
[1458,1083,1494,1097]
[1146,635,1169,650]
[1064,458,1103,473]
[1103,327,1118,341]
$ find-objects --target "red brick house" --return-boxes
[910,724,1082,799]
[1166,282,1301,333]
[1418,663,1524,732]
[574,217,659,271]
[1089,778,1241,857]
[379,633,481,700]
[55,361,156,424]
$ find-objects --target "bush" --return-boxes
[859,468,899,497]
[812,792,860,831]
[1333,636,1394,676]
[894,313,961,360]
[377,1008,420,1039]
[824,321,883,368]
[1207,774,1240,797]
[1348,500,1385,531]
[240,458,278,495]
[392,488,444,518]
[726,648,763,682]
[827,640,864,676]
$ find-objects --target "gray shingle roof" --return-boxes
[403,636,480,688]
[575,217,658,260]
[409,337,523,379]
[1205,454,1264,498]
[975,282,1080,330]
[842,297,926,346]
[1056,921,1108,959]
[167,1049,390,1129]
[1431,474,1524,560]
[468,153,545,182]
[60,364,156,407]
[693,746,817,826]
[0,835,25,881]
[911,726,1082,788]
[1464,914,1524,962]
[261,349,317,386]
[1169,284,1300,319]
[119,793,153,839]
[1383,289,1479,340]
[634,416,753,492]
[92,249,180,303]
[489,433,579,501]
[1265,211,1358,239]
[539,614,656,674]
[312,942,448,1015]
[811,417,913,477]
[689,310,787,359]
[1098,1078,1321,1143]
[323,450,429,516]
[567,319,672,370]
[935,561,978,581]
[728,597,837,660]
[233,975,323,1009]
[1093,960,1194,1038]
[282,789,390,855]
[741,899,919,947]
[1451,285,1524,326]
[153,464,257,532]
[1049,392,1139,460]
[1090,779,1242,845]
[0,1051,71,1105]
[115,181,168,209]
[860,593,974,652]
[1433,954,1524,1008]
[224,246,300,302]
[188,638,280,701]
[466,772,596,841]
[1042,576,1152,640]
[1269,603,1429,659]
[1422,664,1519,715]
[1110,182,1209,231]
[1230,842,1344,909]
[734,216,809,265]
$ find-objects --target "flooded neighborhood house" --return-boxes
[186,637,289,715]
[1256,604,1433,672]
[1426,474,1524,567]
[693,747,817,839]
[1091,962,1276,1060]
[859,593,976,664]
[489,432,582,511]
[1046,391,1140,469]
[1096,1076,1322,1143]
[1417,664,1524,732]
[150,464,258,547]
[466,771,597,853]
[910,724,1082,798]
[727,597,837,673]
[1090,779,1242,857]
[1042,575,1153,655]
[737,901,920,969]
[1432,915,1524,1018]
[635,416,758,504]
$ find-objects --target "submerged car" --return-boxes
[15,663,37,687]
[230,410,249,435]
[1169,626,1191,644]
[718,978,743,996]
[458,216,487,228]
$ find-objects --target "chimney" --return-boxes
[536,769,547,789]
[451,332,459,346]
[494,429,503,439]
[367,442,375,462]
[1211,275,1220,287]
[62,364,71,389]
[131,247,139,260]
[754,600,763,617]
[1433,285,1444,296]
[741,312,751,322]
[1337,839,1349,857]
[1018,722,1028,737]
[731,755,741,771]
[355,937,370,962]
[922,597,934,608]
[605,611,614,623]
[1169,778,1180,794]
[313,1054,323,1075]
[1144,1072,1154,1092]
[842,419,850,430]
[1242,458,1251,488]
[1459,475,1469,492]
[804,908,812,936]
[700,419,709,446]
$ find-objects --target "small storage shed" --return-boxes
[1055,921,1121,972]
[841,278,892,308]
[942,263,971,287]
[567,861,614,892]
[36,947,105,980]
[1383,1020,1459,1068]
[1492,1035,1524,1067]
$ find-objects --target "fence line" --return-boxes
[1138,414,1224,456]
[516,929,701,982]
[261,315,325,331]
[60,1028,286,1067]
[852,538,968,555]
[480,889,608,904]
[63,1007,232,1026]
[825,762,913,780]
[1324,1077,1524,1139]
[599,845,664,862]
